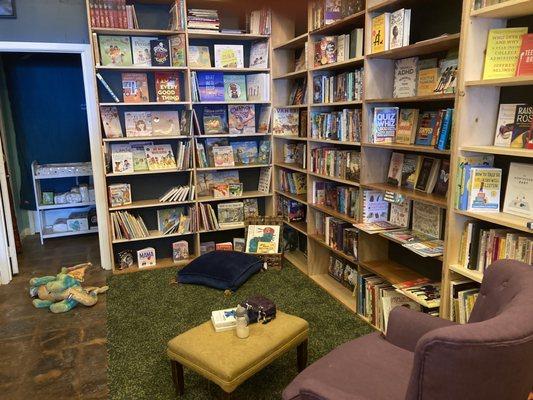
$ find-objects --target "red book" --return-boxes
[516,34,533,76]
[215,242,233,251]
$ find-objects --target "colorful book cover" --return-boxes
[157,207,181,232]
[511,104,533,148]
[213,183,229,198]
[100,106,123,138]
[205,138,229,166]
[243,198,259,218]
[131,36,156,66]
[457,156,495,210]
[212,146,235,167]
[108,183,131,207]
[389,200,411,228]
[203,108,228,134]
[137,247,156,268]
[467,167,502,212]
[245,225,280,254]
[169,34,186,67]
[150,39,171,67]
[257,140,271,164]
[246,73,270,102]
[131,141,152,171]
[196,170,240,197]
[99,35,133,66]
[151,111,181,136]
[188,46,211,68]
[110,144,134,174]
[231,141,258,165]
[125,111,153,137]
[272,108,299,135]
[412,201,442,238]
[214,44,244,68]
[415,111,438,146]
[121,73,149,103]
[483,27,528,80]
[362,190,389,223]
[172,241,189,262]
[228,105,256,134]
[249,41,269,68]
[223,74,247,101]
[371,13,390,53]
[401,154,421,189]
[503,162,533,218]
[217,202,245,227]
[144,144,177,170]
[257,106,272,133]
[417,67,439,96]
[387,152,404,187]
[493,104,522,147]
[155,72,181,102]
[435,58,458,94]
[396,109,419,144]
[324,0,342,24]
[372,107,398,143]
[516,33,533,76]
[393,57,418,98]
[197,72,225,102]
[228,183,243,197]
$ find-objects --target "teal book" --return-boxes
[223,74,247,102]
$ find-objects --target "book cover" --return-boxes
[272,108,299,135]
[362,190,389,223]
[396,108,419,144]
[122,73,149,103]
[433,159,451,197]
[401,154,421,189]
[415,111,438,146]
[100,106,123,138]
[372,107,399,143]
[137,247,156,268]
[417,67,439,96]
[483,27,528,80]
[99,35,133,66]
[217,202,244,227]
[151,111,181,135]
[371,13,390,53]
[108,183,131,207]
[205,138,229,166]
[503,162,533,218]
[258,140,271,164]
[233,238,245,252]
[214,44,244,68]
[172,241,189,262]
[245,225,281,254]
[393,57,418,98]
[157,207,182,232]
[169,34,186,67]
[249,41,269,69]
[435,58,458,94]
[197,72,225,102]
[212,145,235,167]
[131,36,156,66]
[324,0,341,25]
[467,167,502,212]
[494,104,522,147]
[155,72,181,102]
[412,201,442,238]
[415,156,439,193]
[257,106,272,133]
[258,167,271,193]
[246,73,269,102]
[320,36,337,65]
[131,141,152,171]
[125,111,152,137]
[228,183,243,197]
[111,144,134,173]
[228,105,256,134]
[197,170,240,197]
[516,33,533,76]
[511,104,533,148]
[203,107,228,134]
[387,152,404,187]
[223,74,247,101]
[232,141,258,165]
[389,200,411,228]
[150,39,171,67]
[213,183,229,198]
[389,9,410,50]
[144,144,177,170]
[243,198,259,218]
[188,45,211,68]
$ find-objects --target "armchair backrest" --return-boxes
[405,260,533,400]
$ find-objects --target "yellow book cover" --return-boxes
[371,13,389,54]
[417,68,439,96]
[483,27,528,80]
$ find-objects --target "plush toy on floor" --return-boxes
[29,262,109,313]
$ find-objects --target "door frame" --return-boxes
[0,41,112,283]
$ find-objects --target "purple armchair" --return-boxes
[283,260,533,400]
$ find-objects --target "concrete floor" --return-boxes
[0,234,109,399]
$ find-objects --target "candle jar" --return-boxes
[235,305,249,339]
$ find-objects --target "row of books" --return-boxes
[100,107,193,138]
[248,8,272,35]
[188,42,268,69]
[97,35,185,68]
[187,8,219,31]
[310,108,362,143]
[371,107,453,150]
[392,56,458,99]
[459,221,533,272]
[313,30,364,67]
[310,0,364,30]
[272,108,306,137]
[109,142,190,174]
[310,148,360,183]
[493,104,533,149]
[110,210,150,240]
[195,138,270,168]
[282,143,306,169]
[201,105,270,135]
[313,68,364,104]
[200,239,246,254]
[483,28,533,79]
[191,72,270,103]
[96,72,181,104]
[371,9,411,53]
[197,200,258,231]
[278,197,306,223]
[456,158,532,219]
[278,170,307,196]
[328,255,358,292]
[312,181,359,220]
[196,167,271,197]
[450,280,480,324]
[118,240,189,270]
[386,152,450,196]
[314,214,358,258]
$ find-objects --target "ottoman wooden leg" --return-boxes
[222,391,233,399]
[297,339,308,372]
[170,360,184,396]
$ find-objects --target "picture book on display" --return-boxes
[188,46,211,68]
[125,112,152,137]
[228,105,256,134]
[122,73,149,103]
[217,202,244,228]
[463,166,502,212]
[455,155,495,210]
[173,241,189,262]
[232,141,258,165]
[246,225,281,254]
[415,111,438,146]
[371,13,390,53]
[395,109,418,144]
[415,157,441,194]
[151,111,181,136]
[389,9,411,50]
[150,39,171,67]
[203,108,228,134]
[417,59,439,96]
[483,27,528,80]
[435,58,458,94]
[213,146,235,167]
[100,106,123,138]
[144,144,177,170]
[196,170,240,197]
[503,162,533,219]
[510,105,533,149]
[108,183,132,208]
[246,73,270,102]
[169,35,186,67]
[493,104,522,147]
[412,201,442,239]
[401,154,421,190]
[393,57,418,98]
[389,200,411,228]
[214,45,244,68]
[99,36,133,66]
[272,108,299,136]
[257,106,272,133]
[132,36,156,66]
[197,72,225,102]
[111,144,134,174]
[362,190,389,223]
[387,152,404,187]
[137,247,156,268]
[249,41,269,69]
[223,75,247,102]
[155,72,181,102]
[372,107,398,143]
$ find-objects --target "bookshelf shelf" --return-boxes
[309,203,358,224]
[309,234,358,264]
[109,199,194,211]
[198,224,246,234]
[112,230,194,244]
[365,93,456,103]
[197,190,271,203]
[275,162,307,173]
[363,142,450,155]
[92,27,185,36]
[308,171,359,187]
[273,33,308,50]
[359,259,424,286]
[449,264,483,283]
[196,133,271,138]
[192,101,270,105]
[103,135,191,142]
[366,33,461,60]
[454,209,533,234]
[459,145,533,158]
[310,11,365,36]
[310,100,363,107]
[106,168,192,177]
[310,57,364,72]
[308,138,361,146]
[100,101,190,106]
[310,274,356,313]
[366,0,405,13]
[39,202,96,211]
[273,135,308,141]
[470,0,533,19]
[96,65,188,71]
[187,31,269,40]
[196,164,270,172]
[115,257,196,275]
[465,76,533,87]
[275,189,307,204]
[273,104,308,109]
[42,227,98,239]
[363,182,448,208]
[284,220,308,235]
[190,67,270,73]
[273,70,307,80]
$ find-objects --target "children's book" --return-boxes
[245,225,281,254]
[214,44,244,68]
[100,106,123,138]
[466,167,502,212]
[111,144,134,174]
[144,144,177,170]
[233,238,246,252]
[197,72,225,102]
[243,198,259,218]
[155,72,181,102]
[372,107,398,143]
[387,152,404,187]
[122,73,149,103]
[246,73,270,102]
[150,39,171,66]
[131,36,156,66]
[217,202,245,227]
[131,141,152,171]
[169,34,186,67]
[249,41,269,68]
[203,108,228,134]
[172,241,189,262]
[151,111,181,135]
[503,162,533,218]
[205,138,229,166]
[389,200,411,228]
[272,108,299,135]
[197,170,240,197]
[188,46,211,67]
[415,111,438,146]
[157,207,182,232]
[137,247,156,268]
[257,140,271,164]
[125,111,153,137]
[108,183,132,207]
[228,183,243,197]
[213,183,229,198]
[232,141,258,165]
[401,154,421,189]
[99,35,133,66]
[257,106,272,133]
[228,105,256,134]
[412,201,442,238]
[223,74,247,101]
[212,146,235,167]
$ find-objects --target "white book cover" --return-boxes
[137,247,156,268]
[355,28,364,58]
[249,41,269,68]
[211,308,237,328]
[131,36,157,66]
[412,201,442,238]
[214,44,244,68]
[125,111,153,137]
[100,106,123,138]
[110,144,134,173]
[246,73,270,101]
[393,57,418,98]
[494,104,522,147]
[362,190,389,223]
[337,34,346,62]
[503,162,533,218]
[389,9,405,50]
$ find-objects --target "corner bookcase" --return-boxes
[85,0,274,273]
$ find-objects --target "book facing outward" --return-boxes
[511,104,533,149]
[393,57,418,98]
[137,247,156,268]
[125,112,152,137]
[99,36,133,66]
[372,107,398,143]
[389,9,411,50]
[371,13,391,53]
[249,41,269,69]
[155,72,181,102]
[465,167,502,212]
[122,73,149,103]
[483,27,528,80]
[188,46,211,68]
[273,108,299,136]
[144,144,177,170]
[415,157,441,194]
[100,106,123,138]
[387,152,404,187]
[211,308,237,332]
[150,39,171,67]
[493,104,522,147]
[516,34,533,76]
[395,109,419,144]
[228,105,256,134]
[503,162,533,219]
[223,75,247,102]
[214,44,244,68]
[151,111,181,136]
[132,36,157,66]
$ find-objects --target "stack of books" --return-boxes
[211,308,237,332]
[248,8,272,35]
[187,9,220,32]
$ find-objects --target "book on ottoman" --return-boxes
[211,307,237,332]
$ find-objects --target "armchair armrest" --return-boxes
[385,306,457,352]
[299,379,370,400]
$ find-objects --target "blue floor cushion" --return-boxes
[177,251,263,291]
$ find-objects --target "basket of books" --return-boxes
[244,215,284,270]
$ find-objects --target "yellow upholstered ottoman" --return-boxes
[167,311,309,399]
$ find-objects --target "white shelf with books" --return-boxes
[42,227,99,239]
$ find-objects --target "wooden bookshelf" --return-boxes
[465,76,533,87]
[459,145,533,158]
[364,142,451,155]
[366,33,461,60]
[469,0,533,19]
[273,33,308,50]
[363,182,447,208]
[365,93,456,103]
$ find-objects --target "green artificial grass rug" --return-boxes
[107,264,374,400]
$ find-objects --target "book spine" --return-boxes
[89,0,97,27]
[96,73,120,102]
[437,109,453,150]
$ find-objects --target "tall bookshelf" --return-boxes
[85,0,274,273]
